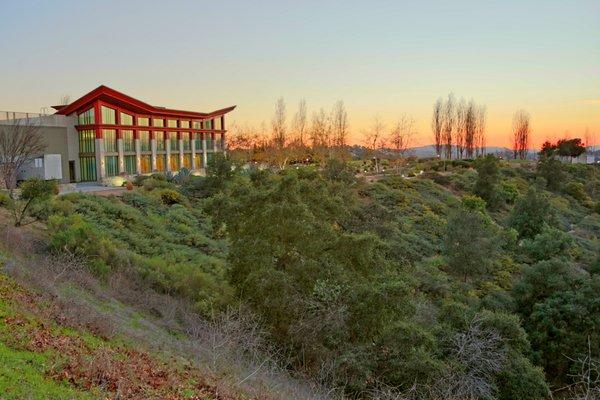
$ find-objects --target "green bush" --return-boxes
[159,189,184,205]
[0,191,12,207]
[564,181,589,203]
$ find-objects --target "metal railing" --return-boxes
[0,111,49,121]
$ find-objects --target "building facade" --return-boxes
[2,85,235,184]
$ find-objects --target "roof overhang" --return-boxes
[54,85,236,119]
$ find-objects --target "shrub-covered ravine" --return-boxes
[4,156,599,399]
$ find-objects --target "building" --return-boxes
[1,85,235,184]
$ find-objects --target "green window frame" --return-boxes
[79,156,97,181]
[155,131,165,151]
[182,132,190,150]
[124,155,136,174]
[105,156,118,177]
[101,106,116,124]
[120,112,133,126]
[77,108,94,125]
[169,132,178,151]
[103,130,117,152]
[122,130,134,152]
[139,131,150,151]
[78,130,95,154]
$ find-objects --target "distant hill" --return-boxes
[349,144,516,159]
[407,145,512,158]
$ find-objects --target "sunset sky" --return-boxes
[1,0,598,148]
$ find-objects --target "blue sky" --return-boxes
[1,0,598,145]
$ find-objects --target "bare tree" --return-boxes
[309,109,331,165]
[271,97,287,149]
[58,94,71,105]
[464,100,477,158]
[363,115,386,173]
[432,98,444,156]
[455,98,466,159]
[389,114,416,158]
[563,337,600,400]
[443,93,455,159]
[330,100,349,151]
[432,315,507,400]
[0,118,46,196]
[364,115,386,152]
[291,99,307,147]
[475,105,487,156]
[512,109,530,159]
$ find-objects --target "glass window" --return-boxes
[215,118,222,130]
[155,131,165,151]
[139,131,150,151]
[169,154,179,171]
[138,117,149,126]
[192,120,201,129]
[141,155,151,173]
[79,156,97,181]
[101,106,116,124]
[167,119,178,128]
[156,154,166,171]
[124,155,136,174]
[120,112,133,126]
[169,132,178,151]
[77,108,94,125]
[153,118,164,127]
[205,134,214,149]
[181,132,190,150]
[78,130,95,154]
[194,154,202,169]
[183,154,192,169]
[180,120,190,129]
[207,152,215,165]
[122,130,134,152]
[204,119,213,130]
[194,133,202,150]
[105,155,118,176]
[103,129,117,152]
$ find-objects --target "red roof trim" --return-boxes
[55,85,235,119]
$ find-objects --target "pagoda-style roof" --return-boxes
[53,85,235,119]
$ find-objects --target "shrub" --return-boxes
[509,186,551,239]
[500,181,519,204]
[473,155,501,209]
[133,174,150,186]
[142,178,172,191]
[159,189,183,205]
[0,191,12,207]
[564,181,589,203]
[462,194,486,212]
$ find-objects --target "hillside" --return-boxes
[1,155,599,399]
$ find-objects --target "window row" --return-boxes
[101,130,222,152]
[78,106,223,129]
[103,153,213,176]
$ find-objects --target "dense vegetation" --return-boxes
[2,154,599,399]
